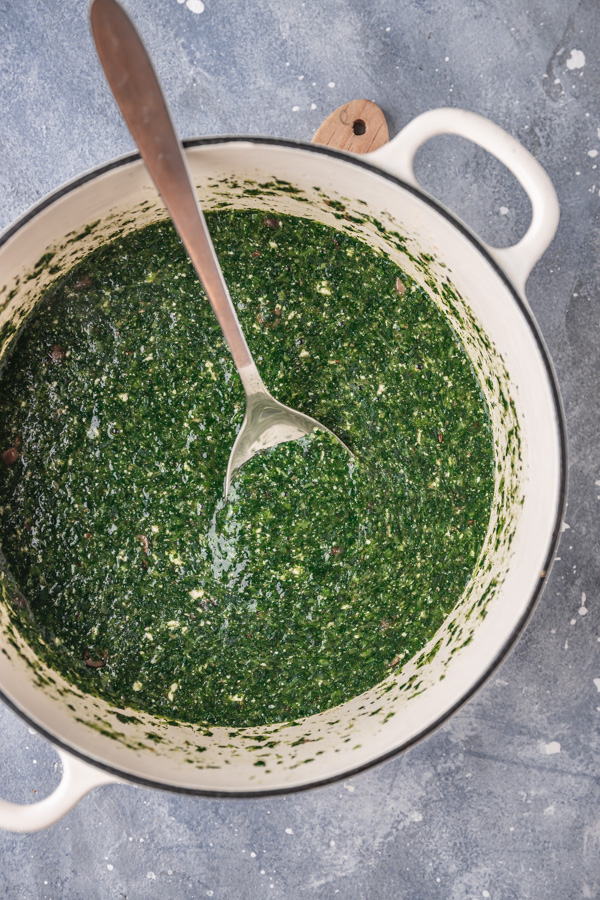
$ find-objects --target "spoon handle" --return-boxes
[90,0,259,381]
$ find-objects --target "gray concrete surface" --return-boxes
[0,1,599,897]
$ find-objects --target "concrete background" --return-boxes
[0,0,599,897]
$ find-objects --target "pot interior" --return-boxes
[0,140,563,792]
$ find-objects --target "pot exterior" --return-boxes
[0,137,565,795]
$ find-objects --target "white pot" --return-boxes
[0,109,565,831]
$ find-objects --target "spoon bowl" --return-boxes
[225,385,346,497]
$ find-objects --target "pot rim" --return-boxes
[0,135,568,797]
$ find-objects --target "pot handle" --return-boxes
[368,108,559,293]
[0,747,119,833]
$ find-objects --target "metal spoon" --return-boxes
[91,0,350,496]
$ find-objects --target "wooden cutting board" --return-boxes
[312,98,389,153]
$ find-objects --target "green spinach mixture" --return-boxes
[0,210,494,726]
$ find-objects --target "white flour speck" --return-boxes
[310,103,317,110]
[328,81,335,88]
[292,106,299,112]
[499,206,509,215]
[579,592,588,616]
[593,678,600,692]
[561,521,570,532]
[147,872,156,880]
[566,49,585,70]
[186,0,205,12]
[344,782,355,792]
[285,827,293,834]
[588,150,598,158]
[540,740,561,755]
[107,864,114,871]
[544,804,555,816]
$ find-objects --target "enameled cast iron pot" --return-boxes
[0,108,566,831]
